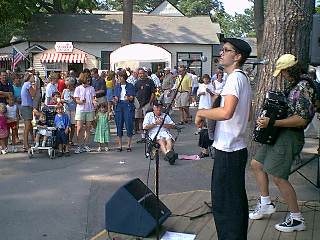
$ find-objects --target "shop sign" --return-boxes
[55,42,73,53]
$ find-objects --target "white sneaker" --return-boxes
[275,215,306,232]
[97,147,102,152]
[74,146,82,154]
[1,148,8,155]
[105,147,110,152]
[84,146,91,152]
[249,201,276,220]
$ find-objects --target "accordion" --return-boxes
[253,91,288,145]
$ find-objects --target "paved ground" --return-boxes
[0,108,319,240]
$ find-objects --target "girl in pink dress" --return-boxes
[0,103,9,154]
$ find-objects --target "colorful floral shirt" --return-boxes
[285,79,315,125]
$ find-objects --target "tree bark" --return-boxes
[254,0,264,58]
[121,0,133,46]
[249,0,315,156]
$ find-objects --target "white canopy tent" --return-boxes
[110,43,171,70]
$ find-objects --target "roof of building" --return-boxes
[27,14,220,45]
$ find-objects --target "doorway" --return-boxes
[68,63,83,77]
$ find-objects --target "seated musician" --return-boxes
[250,54,315,232]
[143,101,178,164]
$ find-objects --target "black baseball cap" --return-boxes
[222,38,252,58]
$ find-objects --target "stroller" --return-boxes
[28,105,57,159]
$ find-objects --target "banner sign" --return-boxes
[55,42,73,53]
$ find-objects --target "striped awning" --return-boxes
[0,54,12,61]
[40,53,86,63]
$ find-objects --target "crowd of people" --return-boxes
[0,64,226,158]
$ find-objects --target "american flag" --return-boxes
[12,47,24,69]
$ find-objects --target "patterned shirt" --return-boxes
[285,79,315,125]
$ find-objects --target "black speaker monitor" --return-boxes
[105,178,171,237]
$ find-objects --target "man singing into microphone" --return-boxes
[195,38,252,240]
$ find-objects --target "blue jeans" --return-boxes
[115,101,134,137]
[211,148,248,240]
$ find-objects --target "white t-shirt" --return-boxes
[197,83,214,109]
[213,70,251,152]
[190,74,199,88]
[45,82,58,105]
[120,85,126,100]
[6,104,17,120]
[74,85,96,112]
[213,78,226,94]
[143,112,174,140]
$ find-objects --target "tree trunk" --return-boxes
[249,0,315,156]
[254,0,264,58]
[121,0,133,46]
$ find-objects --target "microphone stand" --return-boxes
[147,72,186,240]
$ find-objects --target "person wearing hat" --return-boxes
[143,101,177,165]
[195,37,252,239]
[162,67,175,108]
[250,54,315,232]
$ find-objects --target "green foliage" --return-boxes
[212,6,255,38]
[0,0,98,47]
[316,0,320,13]
[178,0,223,16]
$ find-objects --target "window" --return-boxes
[101,51,112,70]
[177,52,203,76]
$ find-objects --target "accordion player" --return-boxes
[253,91,288,145]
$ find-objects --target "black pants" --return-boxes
[211,148,248,240]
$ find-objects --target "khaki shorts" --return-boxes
[254,128,304,180]
[175,92,190,108]
[75,111,94,122]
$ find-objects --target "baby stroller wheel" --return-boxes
[49,149,55,159]
[28,149,33,159]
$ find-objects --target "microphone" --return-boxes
[246,59,269,65]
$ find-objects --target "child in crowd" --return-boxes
[48,92,61,105]
[54,104,71,157]
[197,74,215,158]
[94,103,110,152]
[6,97,19,152]
[0,103,8,154]
[62,79,76,145]
[34,113,49,148]
[42,91,62,127]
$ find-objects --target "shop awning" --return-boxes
[0,54,12,61]
[40,53,86,63]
